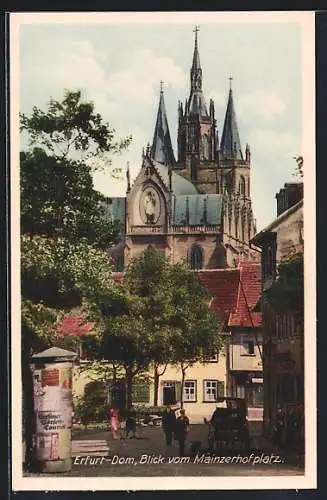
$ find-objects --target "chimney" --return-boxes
[275,183,303,217]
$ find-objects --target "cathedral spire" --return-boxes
[191,26,201,80]
[151,82,176,165]
[190,25,202,93]
[188,26,208,117]
[220,77,243,160]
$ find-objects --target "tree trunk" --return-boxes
[153,365,159,407]
[125,365,133,409]
[180,363,186,410]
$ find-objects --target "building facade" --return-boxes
[105,29,258,271]
[74,29,264,423]
[252,183,304,441]
[73,261,262,423]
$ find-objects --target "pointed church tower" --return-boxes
[220,78,243,161]
[218,78,256,261]
[176,26,217,192]
[219,78,250,198]
[151,82,176,165]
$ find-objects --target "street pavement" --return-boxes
[24,424,304,477]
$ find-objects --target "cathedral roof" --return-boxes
[173,193,222,226]
[101,197,125,225]
[220,86,243,161]
[151,87,176,165]
[188,90,209,117]
[153,160,198,196]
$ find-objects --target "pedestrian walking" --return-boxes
[125,405,137,439]
[174,409,189,456]
[108,406,120,440]
[162,406,177,447]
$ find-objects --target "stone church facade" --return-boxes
[106,28,258,271]
[74,30,263,421]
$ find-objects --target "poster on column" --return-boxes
[32,362,72,461]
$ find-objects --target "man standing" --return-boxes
[174,409,189,456]
[162,406,176,447]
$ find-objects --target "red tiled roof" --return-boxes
[229,261,262,328]
[198,268,240,325]
[198,262,262,328]
[112,263,262,328]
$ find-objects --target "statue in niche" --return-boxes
[144,189,156,224]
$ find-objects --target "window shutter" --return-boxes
[175,381,182,402]
[218,381,225,398]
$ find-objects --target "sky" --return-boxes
[17,13,306,230]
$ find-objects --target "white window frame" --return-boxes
[183,380,197,402]
[202,348,219,363]
[203,379,224,402]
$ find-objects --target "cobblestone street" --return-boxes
[24,424,304,477]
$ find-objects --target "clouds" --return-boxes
[238,90,286,120]
[18,20,304,229]
[249,129,299,163]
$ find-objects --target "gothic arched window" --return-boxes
[202,134,210,160]
[241,208,246,243]
[239,176,246,196]
[188,245,203,270]
[190,158,197,182]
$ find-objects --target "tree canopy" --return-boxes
[20,89,132,348]
[20,89,131,163]
[267,252,304,315]
[99,248,223,407]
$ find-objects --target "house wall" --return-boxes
[72,351,227,424]
[229,331,263,372]
[275,205,303,265]
[258,201,304,434]
[158,351,227,422]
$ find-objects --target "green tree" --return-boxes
[20,148,121,248]
[102,250,223,409]
[167,261,223,408]
[20,90,131,468]
[20,89,131,247]
[124,248,175,405]
[267,252,304,316]
[20,89,131,162]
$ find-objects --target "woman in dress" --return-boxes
[108,406,120,440]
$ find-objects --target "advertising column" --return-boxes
[31,347,77,473]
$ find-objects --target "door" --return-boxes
[163,386,176,405]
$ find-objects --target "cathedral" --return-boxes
[105,28,258,271]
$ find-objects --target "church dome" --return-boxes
[153,161,198,195]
